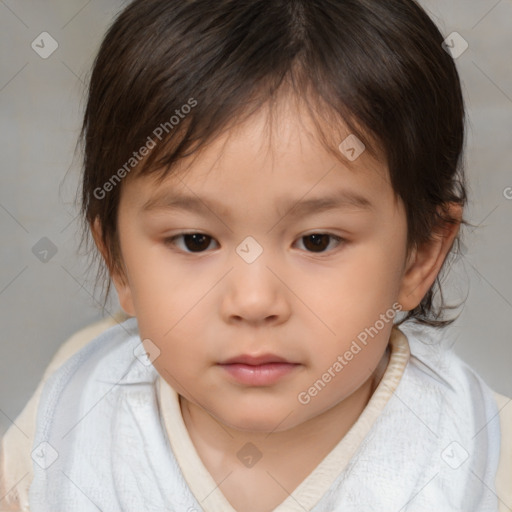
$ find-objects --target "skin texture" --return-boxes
[93,97,461,511]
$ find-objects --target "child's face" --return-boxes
[112,101,414,432]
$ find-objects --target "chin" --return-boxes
[214,404,303,433]
[226,417,288,433]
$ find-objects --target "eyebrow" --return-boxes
[141,189,374,219]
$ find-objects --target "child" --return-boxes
[1,0,511,510]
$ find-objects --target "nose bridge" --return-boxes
[233,236,277,299]
[221,235,290,323]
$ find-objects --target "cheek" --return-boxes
[306,244,403,329]
[303,244,402,373]
[125,253,215,338]
[122,241,207,323]
[139,316,208,395]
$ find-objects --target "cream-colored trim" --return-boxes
[495,392,512,512]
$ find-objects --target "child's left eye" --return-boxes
[164,232,344,254]
[295,233,344,253]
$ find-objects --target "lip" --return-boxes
[219,353,290,366]
[218,354,300,386]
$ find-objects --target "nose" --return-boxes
[220,252,291,327]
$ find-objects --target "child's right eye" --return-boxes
[164,233,219,253]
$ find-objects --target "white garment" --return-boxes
[28,318,501,511]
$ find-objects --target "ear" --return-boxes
[397,203,462,311]
[90,217,136,316]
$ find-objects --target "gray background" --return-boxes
[1,0,511,437]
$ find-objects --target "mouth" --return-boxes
[219,353,292,366]
[217,354,300,386]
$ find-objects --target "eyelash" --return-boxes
[163,232,345,255]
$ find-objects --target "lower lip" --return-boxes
[218,362,299,386]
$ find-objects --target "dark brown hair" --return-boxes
[80,0,470,328]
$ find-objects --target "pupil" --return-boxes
[185,234,210,252]
[305,234,329,252]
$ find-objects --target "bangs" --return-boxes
[132,73,384,188]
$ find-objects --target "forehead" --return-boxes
[123,99,394,216]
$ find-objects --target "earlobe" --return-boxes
[397,203,462,311]
[112,277,136,317]
[90,217,136,317]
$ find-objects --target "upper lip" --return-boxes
[219,354,295,366]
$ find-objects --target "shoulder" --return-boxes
[494,391,512,512]
[0,311,130,512]
[42,310,131,379]
[399,325,512,510]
